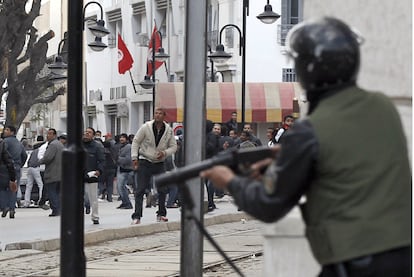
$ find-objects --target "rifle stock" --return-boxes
[154,146,274,188]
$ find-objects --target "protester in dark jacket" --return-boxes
[0,138,17,218]
[116,133,134,209]
[99,140,117,202]
[3,125,27,212]
[83,127,105,224]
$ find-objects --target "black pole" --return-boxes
[61,0,86,276]
[152,34,156,113]
[210,59,215,82]
[128,70,138,94]
[241,0,248,127]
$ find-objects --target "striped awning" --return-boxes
[155,82,303,123]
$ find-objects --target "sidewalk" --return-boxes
[0,195,248,252]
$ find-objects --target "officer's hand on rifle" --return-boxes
[200,166,235,189]
[249,157,274,180]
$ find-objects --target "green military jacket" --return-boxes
[228,85,411,265]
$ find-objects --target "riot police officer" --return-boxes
[201,17,411,276]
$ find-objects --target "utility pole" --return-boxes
[180,0,207,276]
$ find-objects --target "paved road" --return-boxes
[1,196,320,276]
[1,196,243,251]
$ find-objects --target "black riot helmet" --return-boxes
[286,17,362,95]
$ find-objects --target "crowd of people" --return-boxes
[0,110,290,224]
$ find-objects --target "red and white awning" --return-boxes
[155,82,303,123]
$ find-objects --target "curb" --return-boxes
[5,213,252,252]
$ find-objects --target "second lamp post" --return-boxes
[209,0,280,127]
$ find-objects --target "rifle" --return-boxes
[154,146,275,188]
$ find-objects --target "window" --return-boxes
[109,115,121,135]
[110,86,127,100]
[106,8,122,48]
[278,0,303,46]
[144,102,151,122]
[132,1,146,44]
[207,1,219,49]
[282,68,296,82]
[156,0,171,37]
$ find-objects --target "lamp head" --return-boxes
[48,55,68,75]
[88,19,110,38]
[88,37,107,52]
[208,44,232,64]
[257,4,280,24]
[139,75,155,89]
[49,72,67,85]
[155,48,170,62]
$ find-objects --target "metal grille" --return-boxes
[87,106,97,116]
[106,104,118,116]
[132,1,146,15]
[106,8,122,23]
[85,15,98,27]
[282,68,296,82]
[156,0,172,10]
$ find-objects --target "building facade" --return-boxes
[34,0,302,142]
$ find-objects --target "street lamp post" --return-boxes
[62,1,109,276]
[209,0,279,127]
[139,30,169,113]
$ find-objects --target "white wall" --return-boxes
[303,0,412,156]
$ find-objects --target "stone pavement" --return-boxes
[0,195,248,251]
[1,196,320,276]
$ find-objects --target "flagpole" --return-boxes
[128,70,138,94]
[163,62,169,80]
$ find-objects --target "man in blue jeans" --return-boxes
[116,133,133,209]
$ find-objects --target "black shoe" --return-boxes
[49,213,60,217]
[116,204,125,209]
[120,205,133,209]
[85,207,91,214]
[9,210,15,218]
[1,208,9,218]
[92,219,99,224]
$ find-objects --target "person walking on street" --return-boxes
[0,138,17,218]
[201,17,411,276]
[82,127,105,224]
[23,145,44,207]
[36,136,49,210]
[100,140,117,202]
[130,107,177,224]
[39,128,63,217]
[205,122,221,212]
[116,133,134,209]
[3,125,27,211]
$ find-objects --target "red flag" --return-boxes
[147,25,164,76]
[118,34,134,74]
